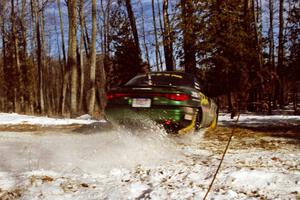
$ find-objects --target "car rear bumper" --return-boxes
[105,106,198,133]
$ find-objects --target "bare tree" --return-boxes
[156,0,164,70]
[100,0,112,57]
[67,0,78,117]
[138,0,150,67]
[31,0,45,114]
[88,0,98,117]
[57,0,68,114]
[152,0,161,71]
[79,0,85,112]
[57,0,67,67]
[162,0,174,71]
[278,0,285,108]
[251,0,263,69]
[11,0,21,112]
[268,0,275,70]
[0,0,7,111]
[125,0,141,57]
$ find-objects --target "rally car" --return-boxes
[105,72,217,134]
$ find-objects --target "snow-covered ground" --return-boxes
[0,113,102,125]
[0,113,299,199]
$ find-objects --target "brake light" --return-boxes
[107,93,128,100]
[164,120,172,125]
[164,93,190,101]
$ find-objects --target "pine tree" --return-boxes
[180,0,197,74]
[108,2,143,87]
[286,0,300,113]
[162,0,174,70]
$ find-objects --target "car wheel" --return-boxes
[195,108,202,130]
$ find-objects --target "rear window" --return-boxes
[125,73,195,88]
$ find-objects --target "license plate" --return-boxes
[132,98,151,108]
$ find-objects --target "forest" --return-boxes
[0,0,299,119]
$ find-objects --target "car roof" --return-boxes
[147,71,195,80]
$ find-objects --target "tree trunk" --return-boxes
[278,0,285,108]
[21,0,27,57]
[41,9,48,114]
[156,0,164,70]
[162,0,174,71]
[125,0,141,57]
[11,0,20,73]
[0,0,6,111]
[138,0,150,66]
[268,0,275,70]
[88,0,98,118]
[252,0,263,69]
[11,0,21,112]
[84,20,90,57]
[97,56,107,117]
[57,0,66,67]
[152,0,160,71]
[29,0,37,113]
[79,0,85,113]
[268,0,276,111]
[57,0,69,115]
[31,0,45,114]
[100,0,112,57]
[67,0,78,117]
[181,0,196,74]
[20,0,28,113]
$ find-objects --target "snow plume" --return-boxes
[0,124,182,175]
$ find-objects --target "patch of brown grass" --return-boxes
[0,188,22,200]
[204,126,300,151]
[0,124,82,133]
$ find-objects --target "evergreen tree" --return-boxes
[107,2,143,88]
[200,0,260,112]
[287,0,300,82]
[286,0,300,113]
[180,0,197,74]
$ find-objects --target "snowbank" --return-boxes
[0,113,104,125]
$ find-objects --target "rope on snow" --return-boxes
[202,113,240,200]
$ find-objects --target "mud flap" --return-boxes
[209,116,217,130]
[178,114,197,135]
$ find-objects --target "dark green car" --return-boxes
[106,72,217,134]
